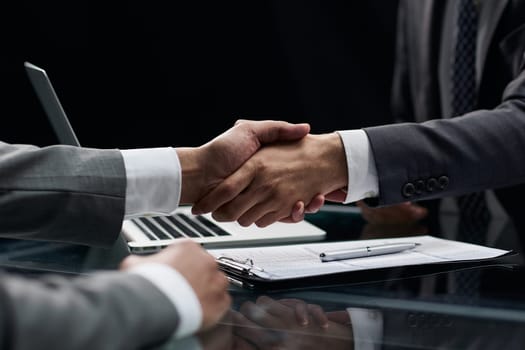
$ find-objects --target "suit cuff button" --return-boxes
[415,180,425,194]
[438,176,449,189]
[426,178,438,192]
[402,183,416,198]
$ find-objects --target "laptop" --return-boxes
[24,62,326,253]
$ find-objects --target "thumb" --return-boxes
[326,311,351,325]
[238,120,311,144]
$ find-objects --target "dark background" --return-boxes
[0,1,398,149]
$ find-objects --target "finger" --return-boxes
[275,201,304,223]
[398,203,428,220]
[255,295,295,320]
[214,186,272,224]
[279,216,300,223]
[291,201,305,222]
[243,202,284,227]
[307,304,329,329]
[410,204,429,219]
[277,299,329,329]
[293,301,309,326]
[277,298,307,306]
[359,201,411,208]
[325,311,351,325]
[358,201,396,223]
[192,164,254,215]
[277,299,309,326]
[239,300,284,329]
[242,195,305,227]
[305,194,325,214]
[232,310,283,348]
[360,201,429,224]
[253,211,282,227]
[324,189,347,202]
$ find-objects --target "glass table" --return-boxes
[1,203,524,349]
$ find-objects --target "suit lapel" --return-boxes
[476,0,509,86]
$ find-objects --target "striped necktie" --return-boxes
[450,0,487,300]
[450,0,491,230]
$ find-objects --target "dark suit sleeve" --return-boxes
[0,142,126,247]
[364,53,525,205]
[0,271,179,350]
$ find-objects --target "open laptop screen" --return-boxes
[24,61,326,252]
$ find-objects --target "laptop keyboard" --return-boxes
[132,213,231,241]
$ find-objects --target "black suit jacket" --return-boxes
[364,0,525,232]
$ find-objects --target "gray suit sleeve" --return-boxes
[0,142,126,247]
[0,271,180,350]
[364,56,525,205]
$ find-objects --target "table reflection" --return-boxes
[160,289,525,350]
[158,203,525,349]
[2,204,525,350]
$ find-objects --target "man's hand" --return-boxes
[233,296,353,350]
[193,132,347,227]
[178,119,325,222]
[197,311,257,350]
[120,239,231,331]
[357,200,428,225]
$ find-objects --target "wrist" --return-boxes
[177,147,207,204]
[318,132,349,191]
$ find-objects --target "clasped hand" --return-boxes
[186,120,349,227]
[195,296,354,350]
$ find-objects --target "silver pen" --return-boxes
[319,242,420,262]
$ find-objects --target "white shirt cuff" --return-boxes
[121,148,181,219]
[336,130,379,203]
[347,308,383,350]
[128,262,203,338]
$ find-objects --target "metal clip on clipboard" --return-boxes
[216,256,271,279]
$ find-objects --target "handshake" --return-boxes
[178,119,350,227]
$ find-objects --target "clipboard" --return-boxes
[208,235,515,290]
[216,255,517,290]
